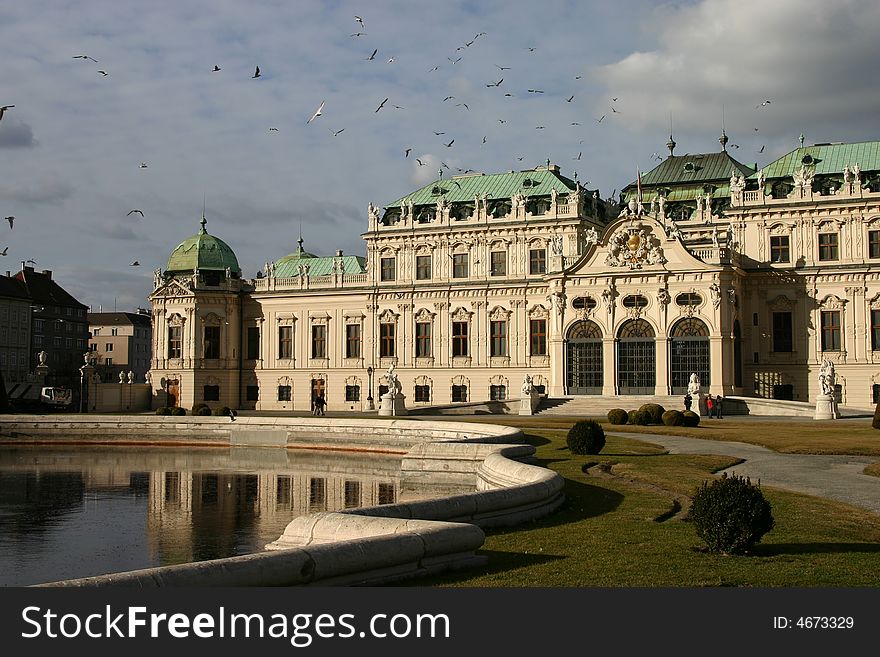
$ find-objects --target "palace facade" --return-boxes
[147,137,880,411]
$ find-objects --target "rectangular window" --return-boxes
[105,343,113,352]
[345,385,360,402]
[490,385,506,401]
[105,357,112,365]
[203,385,219,401]
[772,312,793,353]
[415,322,432,358]
[770,235,790,263]
[311,324,326,359]
[821,310,841,351]
[872,309,880,351]
[414,385,430,402]
[490,320,507,357]
[246,385,259,401]
[452,384,468,402]
[277,385,292,401]
[818,233,838,261]
[378,483,395,505]
[380,322,395,357]
[167,326,181,358]
[34,335,43,347]
[452,253,469,278]
[65,338,72,348]
[416,255,432,280]
[344,480,361,509]
[380,257,396,281]
[278,325,292,359]
[345,324,361,358]
[529,248,546,274]
[34,319,44,332]
[111,328,118,336]
[529,319,547,356]
[490,251,507,276]
[309,478,326,512]
[452,321,468,357]
[870,231,880,259]
[246,327,260,360]
[204,325,220,359]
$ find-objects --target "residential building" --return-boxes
[0,274,33,383]
[88,310,153,383]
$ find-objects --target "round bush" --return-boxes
[688,473,775,554]
[607,408,628,425]
[639,403,666,424]
[197,407,212,416]
[170,407,186,416]
[662,409,684,426]
[155,407,170,415]
[192,402,209,415]
[566,420,606,455]
[682,410,700,427]
[213,406,231,416]
[628,410,650,426]
[626,410,639,425]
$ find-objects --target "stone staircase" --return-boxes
[536,395,687,417]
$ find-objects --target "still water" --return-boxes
[0,444,405,586]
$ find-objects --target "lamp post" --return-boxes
[366,366,374,410]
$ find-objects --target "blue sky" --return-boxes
[1,0,879,311]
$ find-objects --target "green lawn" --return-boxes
[412,429,880,587]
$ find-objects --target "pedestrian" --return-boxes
[227,408,237,422]
[315,393,326,416]
[715,395,723,419]
[683,394,692,411]
[312,395,319,416]
[706,395,715,418]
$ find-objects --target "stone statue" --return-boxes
[521,374,534,397]
[368,202,381,224]
[651,196,659,215]
[793,165,814,189]
[550,188,558,205]
[583,226,599,248]
[709,281,721,308]
[83,352,92,365]
[727,288,737,305]
[385,363,400,396]
[658,194,666,217]
[757,170,766,192]
[550,291,565,316]
[853,164,861,184]
[550,234,564,256]
[119,371,126,384]
[729,170,746,195]
[127,371,134,384]
[37,350,47,366]
[687,373,701,397]
[669,221,683,241]
[657,288,670,306]
[843,165,853,184]
[712,226,720,248]
[704,193,712,217]
[601,287,614,311]
[144,370,152,385]
[153,268,163,288]
[819,359,836,397]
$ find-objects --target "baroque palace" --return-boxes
[148,136,880,412]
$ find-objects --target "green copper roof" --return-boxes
[273,239,366,278]
[386,165,577,207]
[165,217,241,274]
[752,140,880,179]
[625,151,755,191]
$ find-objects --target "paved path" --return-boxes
[611,431,880,515]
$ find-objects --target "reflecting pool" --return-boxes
[0,445,405,586]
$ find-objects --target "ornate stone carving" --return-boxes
[528,304,549,319]
[604,225,666,269]
[378,309,398,323]
[451,306,472,322]
[414,307,435,322]
[489,306,512,321]
[657,288,670,307]
[709,282,721,308]
[819,294,846,310]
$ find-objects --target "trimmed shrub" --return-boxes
[688,473,775,555]
[639,403,666,424]
[607,408,628,425]
[213,406,231,416]
[662,409,685,426]
[873,404,880,430]
[628,410,650,426]
[626,410,639,425]
[196,407,212,416]
[566,420,606,455]
[682,410,700,427]
[170,407,186,416]
[192,402,209,416]
[155,407,170,415]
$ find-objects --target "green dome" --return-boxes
[165,217,241,275]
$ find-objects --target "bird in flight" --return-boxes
[527,47,536,52]
[652,152,662,161]
[611,97,619,101]
[268,127,279,132]
[433,131,445,135]
[444,139,455,147]
[392,104,405,109]
[387,57,395,63]
[139,162,148,168]
[73,55,98,62]
[573,152,582,160]
[443,96,455,102]
[212,65,221,72]
[428,65,439,72]
[516,156,524,161]
[98,70,109,76]
[758,144,765,153]
[5,216,13,229]
[375,98,388,112]
[127,209,144,217]
[405,148,411,157]
[567,95,574,102]
[571,122,581,126]
[448,56,461,64]
[329,128,345,137]
[350,32,366,37]
[496,64,510,70]
[535,126,545,129]
[366,49,378,61]
[498,119,507,124]
[307,99,325,124]
[596,115,605,123]
[0,247,7,256]
[252,66,261,78]
[416,158,426,166]
[756,99,771,108]
[0,105,14,121]
[25,259,36,265]
[456,103,469,110]
[355,15,365,29]
[486,78,503,87]
[610,106,620,113]
[527,89,544,93]
[482,135,487,144]
[130,261,140,266]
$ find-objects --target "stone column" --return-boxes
[655,336,670,395]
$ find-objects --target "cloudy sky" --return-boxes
[1,0,879,311]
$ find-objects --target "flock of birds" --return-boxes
[0,13,779,278]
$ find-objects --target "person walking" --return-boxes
[315,393,326,416]
[706,395,715,418]
[683,394,692,411]
[715,395,723,419]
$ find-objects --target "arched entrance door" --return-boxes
[669,317,710,394]
[617,319,655,394]
[566,320,603,394]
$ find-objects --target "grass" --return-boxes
[410,428,880,587]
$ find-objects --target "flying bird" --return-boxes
[456,103,469,110]
[139,162,148,168]
[130,261,140,266]
[307,99,325,124]
[97,70,109,76]
[482,136,487,144]
[366,49,378,61]
[596,114,605,123]
[73,55,98,62]
[392,104,405,109]
[0,247,7,256]
[527,89,544,93]
[212,65,221,72]
[268,127,279,131]
[486,78,503,87]
[758,144,765,153]
[498,119,507,124]
[375,98,388,112]
[504,93,514,97]
[5,216,13,229]
[611,106,620,113]
[0,105,15,121]
[448,56,461,64]
[350,32,366,37]
[452,181,462,189]
[444,139,455,147]
[329,128,345,137]
[443,96,455,102]
[756,99,771,108]
[573,152,582,160]
[495,64,511,70]
[25,259,36,265]
[433,131,445,135]
[387,57,395,63]
[252,66,261,78]
[474,32,487,38]
[535,126,545,129]
[567,95,574,102]
[355,15,365,29]
[416,158,426,166]
[571,122,581,126]
[127,210,144,217]
[428,65,439,72]
[441,161,450,169]
[405,148,411,157]
[516,156,524,161]
[652,152,662,161]
[527,47,536,52]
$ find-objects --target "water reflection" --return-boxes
[0,445,403,586]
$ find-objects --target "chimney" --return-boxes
[42,270,52,280]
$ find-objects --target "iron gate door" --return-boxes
[566,340,603,394]
[670,337,710,394]
[617,339,656,394]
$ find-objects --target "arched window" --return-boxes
[618,318,655,338]
[675,293,702,307]
[572,296,597,311]
[669,317,710,393]
[622,295,649,309]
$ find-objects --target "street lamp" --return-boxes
[366,366,374,410]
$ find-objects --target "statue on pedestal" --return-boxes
[521,374,534,397]
[819,359,836,396]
